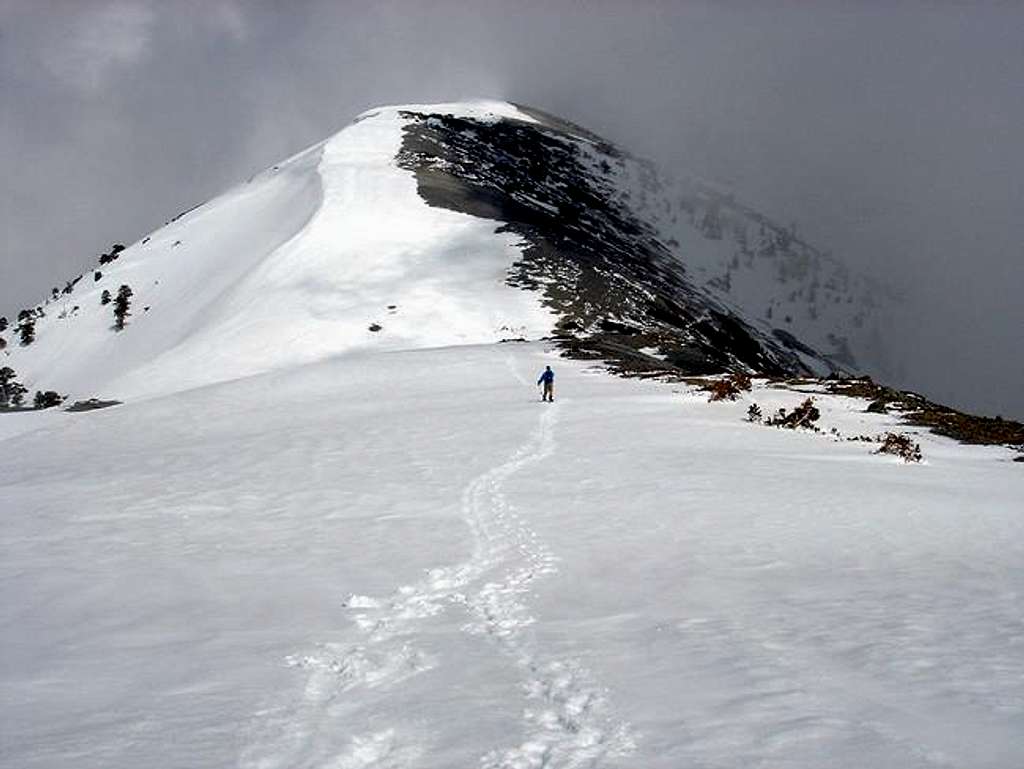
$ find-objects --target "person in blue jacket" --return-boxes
[537,365,554,402]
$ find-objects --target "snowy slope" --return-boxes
[2,343,1022,769]
[2,99,898,405]
[1,101,554,401]
[393,102,893,374]
[605,164,897,372]
[2,100,1018,768]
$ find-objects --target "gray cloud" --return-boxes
[2,0,1022,417]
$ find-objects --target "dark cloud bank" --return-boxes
[2,1,1022,417]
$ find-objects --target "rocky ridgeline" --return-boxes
[397,108,836,377]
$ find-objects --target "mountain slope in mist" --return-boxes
[0,100,890,402]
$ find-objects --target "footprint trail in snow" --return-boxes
[243,399,634,768]
[463,405,636,768]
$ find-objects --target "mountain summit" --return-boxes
[2,101,886,401]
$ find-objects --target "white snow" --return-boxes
[1,102,551,402]
[2,343,1022,768]
[369,99,540,125]
[2,100,1022,767]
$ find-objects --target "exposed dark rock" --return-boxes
[65,399,122,412]
[395,109,835,378]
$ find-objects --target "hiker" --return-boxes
[537,365,555,402]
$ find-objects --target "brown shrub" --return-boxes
[704,372,753,402]
[767,398,821,430]
[876,432,923,463]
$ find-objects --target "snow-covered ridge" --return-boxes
[1,102,554,401]
[503,105,896,373]
[2,99,889,403]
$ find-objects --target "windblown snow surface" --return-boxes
[2,343,1023,769]
[3,101,552,401]
[2,101,1023,768]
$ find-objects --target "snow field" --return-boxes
[2,343,1022,768]
[3,101,553,402]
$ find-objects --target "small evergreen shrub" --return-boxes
[33,390,64,410]
[113,284,133,330]
[101,289,112,305]
[17,319,35,346]
[10,384,26,407]
[98,243,126,266]
[746,403,763,423]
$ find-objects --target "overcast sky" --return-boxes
[2,0,1022,417]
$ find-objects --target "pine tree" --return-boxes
[1,368,27,408]
[9,382,27,408]
[98,243,126,265]
[113,284,133,330]
[33,390,63,410]
[101,289,112,306]
[0,366,15,406]
[18,322,35,345]
[16,310,36,346]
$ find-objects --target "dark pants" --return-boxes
[542,382,554,401]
